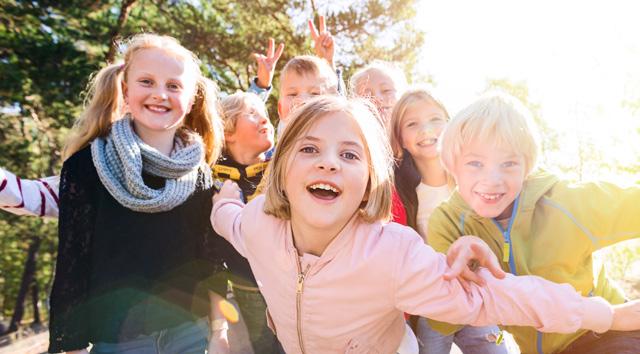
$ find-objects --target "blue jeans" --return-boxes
[416,317,512,354]
[90,318,209,354]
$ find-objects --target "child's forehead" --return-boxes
[281,71,335,89]
[460,139,523,159]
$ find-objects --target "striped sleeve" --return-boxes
[0,167,60,218]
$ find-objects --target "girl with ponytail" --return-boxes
[49,34,227,354]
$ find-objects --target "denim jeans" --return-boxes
[232,285,282,354]
[558,329,640,354]
[416,317,513,354]
[90,318,209,354]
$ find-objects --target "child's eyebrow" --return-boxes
[301,136,364,150]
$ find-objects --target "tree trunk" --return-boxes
[105,0,138,63]
[31,281,41,325]
[6,237,41,334]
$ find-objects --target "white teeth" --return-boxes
[309,183,338,193]
[478,193,501,200]
[147,105,169,112]
[417,138,437,146]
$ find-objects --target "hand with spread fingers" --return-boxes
[443,235,506,292]
[253,38,285,89]
[309,15,335,69]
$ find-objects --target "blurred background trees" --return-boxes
[0,0,423,334]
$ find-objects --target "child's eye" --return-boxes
[139,79,152,86]
[311,91,321,96]
[341,151,360,160]
[287,93,298,98]
[405,121,416,128]
[466,161,482,168]
[300,146,317,154]
[502,161,518,168]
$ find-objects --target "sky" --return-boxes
[414,0,640,177]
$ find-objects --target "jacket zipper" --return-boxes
[296,255,311,354]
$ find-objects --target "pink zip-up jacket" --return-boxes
[211,195,614,354]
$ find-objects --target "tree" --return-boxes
[0,0,424,333]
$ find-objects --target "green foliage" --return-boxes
[0,0,423,326]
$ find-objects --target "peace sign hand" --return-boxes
[253,38,285,89]
[309,15,335,69]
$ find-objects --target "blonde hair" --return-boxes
[389,87,454,230]
[263,96,394,223]
[220,91,267,134]
[349,60,408,97]
[440,91,540,175]
[389,87,449,159]
[280,55,338,92]
[63,33,223,165]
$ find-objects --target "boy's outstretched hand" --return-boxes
[309,15,335,69]
[213,180,243,205]
[253,38,284,89]
[611,300,640,331]
[443,235,506,292]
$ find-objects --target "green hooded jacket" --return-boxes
[427,171,638,354]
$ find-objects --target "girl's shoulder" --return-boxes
[62,145,97,178]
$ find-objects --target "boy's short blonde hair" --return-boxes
[264,96,394,223]
[440,91,540,175]
[349,60,408,96]
[220,91,267,134]
[280,55,338,92]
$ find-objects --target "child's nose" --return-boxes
[152,88,168,100]
[316,154,339,172]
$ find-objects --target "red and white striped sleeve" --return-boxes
[0,167,60,218]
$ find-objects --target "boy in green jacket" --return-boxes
[427,91,640,354]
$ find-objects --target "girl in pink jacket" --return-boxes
[211,96,639,354]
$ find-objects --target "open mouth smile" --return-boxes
[475,191,505,203]
[307,182,342,201]
[417,138,437,147]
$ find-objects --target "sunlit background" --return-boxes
[416,0,640,181]
[415,0,640,300]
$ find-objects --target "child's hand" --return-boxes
[309,15,335,68]
[253,38,285,89]
[611,300,640,331]
[213,180,243,205]
[443,235,506,292]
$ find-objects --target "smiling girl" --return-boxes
[210,96,638,354]
[48,34,226,354]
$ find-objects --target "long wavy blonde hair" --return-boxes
[63,33,223,165]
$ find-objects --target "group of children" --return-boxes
[1,16,640,354]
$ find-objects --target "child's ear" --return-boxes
[277,100,284,119]
[121,81,128,104]
[224,131,235,144]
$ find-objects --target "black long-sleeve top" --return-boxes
[48,146,226,353]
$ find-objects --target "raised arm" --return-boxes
[248,38,284,102]
[210,180,249,257]
[0,167,59,218]
[393,233,617,335]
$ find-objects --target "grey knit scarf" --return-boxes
[91,115,212,213]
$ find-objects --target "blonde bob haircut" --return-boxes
[220,91,267,134]
[439,91,541,176]
[263,96,394,223]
